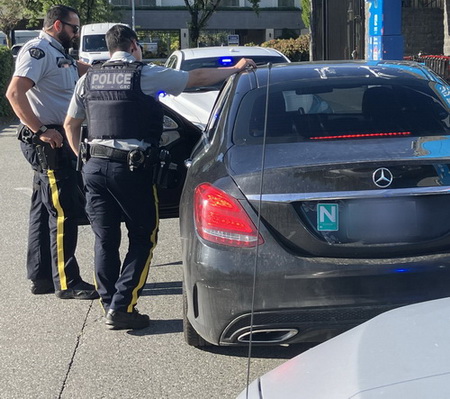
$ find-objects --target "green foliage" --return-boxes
[25,0,115,25]
[0,47,15,118]
[279,28,299,40]
[137,30,179,57]
[198,31,231,47]
[260,35,310,62]
[184,0,260,47]
[301,0,311,28]
[0,0,30,47]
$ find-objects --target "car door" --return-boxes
[158,103,202,218]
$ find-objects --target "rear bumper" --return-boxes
[184,239,450,345]
[220,304,410,345]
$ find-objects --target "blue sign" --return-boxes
[367,0,403,60]
[367,0,383,36]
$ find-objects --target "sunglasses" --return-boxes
[135,40,143,52]
[60,20,80,34]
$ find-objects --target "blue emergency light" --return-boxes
[219,57,233,66]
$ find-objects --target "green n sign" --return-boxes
[317,203,339,231]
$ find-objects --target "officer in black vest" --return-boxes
[64,24,256,330]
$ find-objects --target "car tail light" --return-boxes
[194,183,264,247]
[309,131,411,140]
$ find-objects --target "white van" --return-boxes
[79,23,128,64]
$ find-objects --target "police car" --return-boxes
[160,46,290,129]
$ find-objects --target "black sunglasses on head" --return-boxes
[60,20,80,34]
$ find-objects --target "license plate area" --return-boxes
[346,199,418,242]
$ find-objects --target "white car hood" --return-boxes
[160,91,218,129]
[238,298,450,399]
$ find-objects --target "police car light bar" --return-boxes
[219,57,233,66]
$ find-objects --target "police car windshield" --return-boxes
[83,34,108,52]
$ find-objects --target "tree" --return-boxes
[184,0,260,48]
[0,0,29,47]
[301,0,311,28]
[25,0,115,25]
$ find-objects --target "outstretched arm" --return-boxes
[186,58,257,89]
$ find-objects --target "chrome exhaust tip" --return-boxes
[237,328,298,344]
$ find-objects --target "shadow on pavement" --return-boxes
[128,318,183,336]
[200,343,317,359]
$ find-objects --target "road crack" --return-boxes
[58,301,94,399]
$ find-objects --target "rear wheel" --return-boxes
[182,283,209,347]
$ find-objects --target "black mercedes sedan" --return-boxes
[174,60,450,347]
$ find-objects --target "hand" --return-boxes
[38,128,64,149]
[235,58,257,72]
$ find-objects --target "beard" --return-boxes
[57,30,75,50]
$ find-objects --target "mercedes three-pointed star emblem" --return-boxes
[372,167,394,188]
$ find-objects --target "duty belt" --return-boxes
[88,143,160,172]
[89,144,129,162]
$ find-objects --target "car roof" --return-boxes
[245,60,444,86]
[173,46,288,60]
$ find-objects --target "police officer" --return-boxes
[6,5,98,299]
[63,24,256,330]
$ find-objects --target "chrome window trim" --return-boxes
[247,186,450,203]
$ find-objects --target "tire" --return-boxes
[182,284,209,347]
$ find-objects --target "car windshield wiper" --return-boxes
[184,86,219,93]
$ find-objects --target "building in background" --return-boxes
[110,0,305,50]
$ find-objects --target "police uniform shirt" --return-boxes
[67,51,189,150]
[14,31,79,126]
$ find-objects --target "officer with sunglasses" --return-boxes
[6,5,98,300]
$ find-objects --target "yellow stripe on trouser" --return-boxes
[127,185,159,313]
[47,170,68,290]
[92,274,105,314]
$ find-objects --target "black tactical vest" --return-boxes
[84,61,163,145]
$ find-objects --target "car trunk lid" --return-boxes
[227,137,450,258]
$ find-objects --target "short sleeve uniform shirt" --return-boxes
[14,31,79,125]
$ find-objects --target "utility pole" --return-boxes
[130,0,135,31]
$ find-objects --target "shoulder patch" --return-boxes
[29,48,45,60]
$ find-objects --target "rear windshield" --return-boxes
[181,55,287,92]
[83,34,108,52]
[233,80,450,144]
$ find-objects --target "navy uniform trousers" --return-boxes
[82,157,159,313]
[20,141,84,290]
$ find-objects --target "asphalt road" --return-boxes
[0,121,312,399]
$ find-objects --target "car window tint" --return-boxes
[205,79,234,141]
[233,81,450,144]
